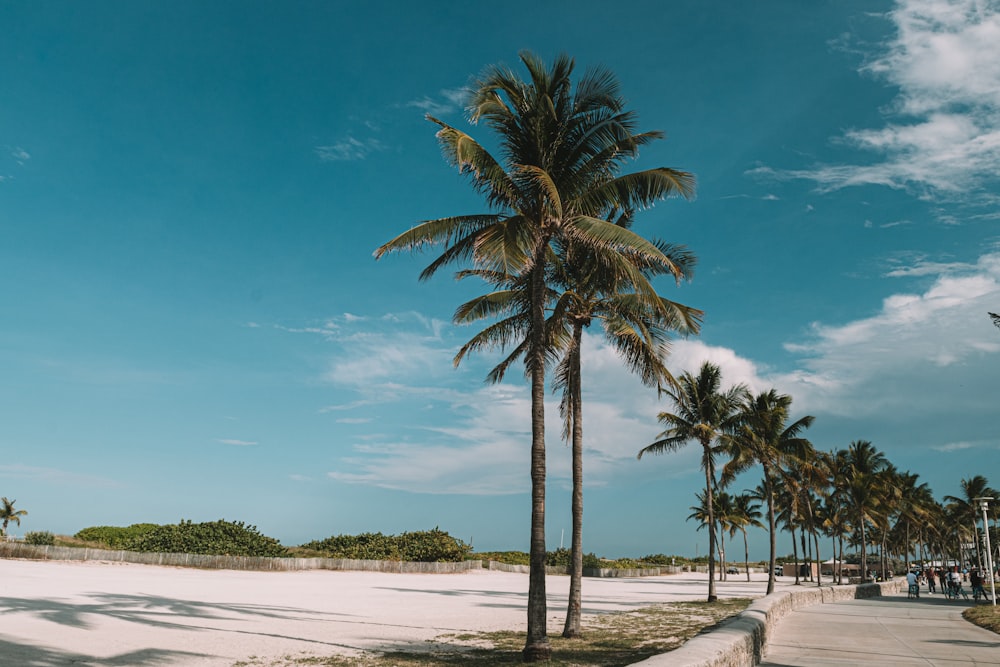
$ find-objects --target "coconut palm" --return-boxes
[639,361,746,602]
[728,492,763,581]
[0,497,27,536]
[549,238,700,636]
[840,440,892,579]
[454,237,701,637]
[722,389,814,594]
[376,52,694,660]
[944,476,998,573]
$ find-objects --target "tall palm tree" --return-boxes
[688,489,730,577]
[944,476,998,573]
[729,492,764,582]
[549,238,700,637]
[0,497,27,536]
[723,389,814,594]
[454,238,701,638]
[840,440,892,579]
[376,52,694,661]
[639,361,746,602]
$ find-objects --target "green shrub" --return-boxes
[75,524,158,549]
[24,530,55,545]
[124,519,287,557]
[300,528,470,562]
[474,550,530,565]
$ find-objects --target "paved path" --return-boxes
[760,590,1000,666]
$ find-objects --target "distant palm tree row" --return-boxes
[642,361,999,599]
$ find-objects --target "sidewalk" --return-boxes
[759,589,1000,666]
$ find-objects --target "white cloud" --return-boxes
[313,251,1000,495]
[775,250,1000,416]
[405,88,469,116]
[11,147,29,163]
[215,438,258,446]
[0,464,121,488]
[755,0,1000,204]
[315,137,385,162]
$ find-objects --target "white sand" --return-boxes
[0,558,793,665]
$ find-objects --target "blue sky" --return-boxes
[3,1,1000,560]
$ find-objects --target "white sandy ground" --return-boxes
[0,558,803,666]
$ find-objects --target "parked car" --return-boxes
[772,565,784,576]
[726,566,739,574]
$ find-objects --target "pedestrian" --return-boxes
[926,568,936,593]
[906,569,920,598]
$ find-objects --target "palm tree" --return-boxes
[639,361,746,602]
[0,497,27,536]
[818,449,853,584]
[550,238,699,636]
[944,476,998,573]
[840,440,892,579]
[454,238,700,637]
[729,492,764,582]
[376,52,694,661]
[723,389,814,594]
[688,489,731,578]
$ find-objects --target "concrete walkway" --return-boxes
[759,590,1000,666]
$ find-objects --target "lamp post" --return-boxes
[974,497,996,606]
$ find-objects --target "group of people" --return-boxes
[907,565,993,600]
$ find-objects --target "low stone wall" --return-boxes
[0,542,482,574]
[486,561,683,577]
[628,579,903,667]
[584,567,666,578]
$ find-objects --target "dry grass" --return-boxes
[233,598,750,667]
[964,603,1000,635]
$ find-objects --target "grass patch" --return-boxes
[232,598,750,666]
[964,604,1000,634]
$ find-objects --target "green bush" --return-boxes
[125,520,287,557]
[75,524,158,549]
[300,528,470,562]
[24,530,55,545]
[474,550,530,565]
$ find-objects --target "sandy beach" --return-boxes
[0,558,792,666]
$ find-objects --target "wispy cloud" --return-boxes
[0,464,121,488]
[776,250,1000,416]
[405,88,469,116]
[11,147,29,163]
[314,137,385,162]
[215,438,258,446]
[754,0,1000,205]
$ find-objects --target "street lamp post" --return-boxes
[974,497,996,606]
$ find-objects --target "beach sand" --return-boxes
[0,558,788,665]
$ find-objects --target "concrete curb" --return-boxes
[628,579,903,666]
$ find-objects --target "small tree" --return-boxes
[0,497,27,536]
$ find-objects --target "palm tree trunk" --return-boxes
[859,519,868,580]
[812,528,822,587]
[800,529,809,581]
[703,450,718,602]
[523,260,551,662]
[972,520,983,572]
[765,472,777,595]
[743,528,751,582]
[719,528,726,582]
[562,325,584,639]
[791,525,800,585]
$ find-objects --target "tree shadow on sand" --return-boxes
[0,634,209,667]
[0,593,366,653]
